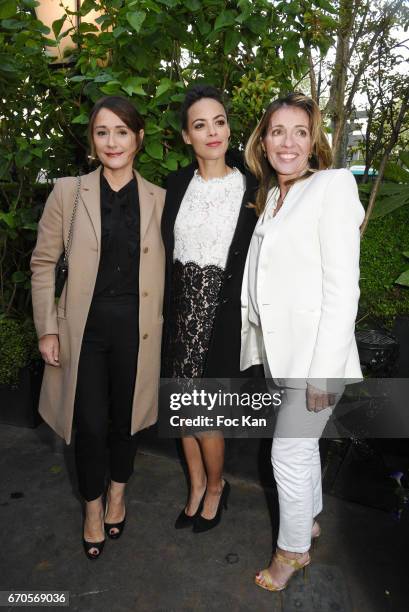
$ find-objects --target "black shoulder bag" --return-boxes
[55,175,81,299]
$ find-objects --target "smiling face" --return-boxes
[182,97,230,162]
[263,105,312,183]
[92,107,143,172]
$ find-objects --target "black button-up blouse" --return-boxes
[93,173,140,298]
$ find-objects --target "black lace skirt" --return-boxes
[166,260,224,378]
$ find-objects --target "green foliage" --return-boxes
[360,206,409,322]
[230,72,280,147]
[0,318,39,386]
[358,151,409,220]
[395,252,409,288]
[1,0,337,318]
[359,152,409,301]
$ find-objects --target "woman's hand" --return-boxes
[306,383,335,412]
[39,334,60,367]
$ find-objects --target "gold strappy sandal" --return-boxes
[255,552,310,592]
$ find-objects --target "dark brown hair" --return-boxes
[245,92,332,215]
[88,96,145,159]
[180,84,228,131]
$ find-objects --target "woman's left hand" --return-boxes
[306,383,336,412]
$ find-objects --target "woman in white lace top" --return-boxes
[172,166,244,377]
[162,85,258,533]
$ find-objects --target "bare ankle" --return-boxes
[276,548,310,560]
[191,479,206,493]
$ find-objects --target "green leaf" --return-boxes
[402,251,409,259]
[185,0,201,10]
[78,22,99,34]
[94,73,113,82]
[100,80,122,95]
[42,38,58,47]
[399,150,409,170]
[180,156,191,168]
[22,222,38,230]
[144,122,162,135]
[282,37,300,59]
[79,0,97,16]
[122,76,147,96]
[155,78,172,98]
[214,10,236,31]
[145,140,163,160]
[126,11,146,33]
[196,16,211,36]
[31,148,44,158]
[69,75,90,82]
[52,15,66,38]
[395,269,409,287]
[383,162,409,183]
[0,0,17,20]
[157,0,179,7]
[169,93,184,103]
[30,19,50,34]
[224,29,240,55]
[371,191,409,219]
[1,18,23,29]
[246,16,265,34]
[316,0,337,13]
[161,153,178,171]
[0,211,16,228]
[15,150,32,168]
[72,113,89,125]
[0,54,18,72]
[11,271,26,283]
[113,26,127,38]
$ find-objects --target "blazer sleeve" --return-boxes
[30,179,64,339]
[308,169,365,381]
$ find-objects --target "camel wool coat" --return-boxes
[31,166,165,444]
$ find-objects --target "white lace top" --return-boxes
[173,167,245,268]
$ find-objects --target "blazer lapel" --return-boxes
[265,177,310,228]
[135,170,155,240]
[162,163,194,258]
[79,166,101,247]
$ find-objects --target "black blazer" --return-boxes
[161,150,259,378]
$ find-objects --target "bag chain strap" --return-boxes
[64,175,81,264]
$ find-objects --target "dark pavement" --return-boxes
[0,423,407,612]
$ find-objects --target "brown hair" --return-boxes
[245,92,332,215]
[88,96,145,160]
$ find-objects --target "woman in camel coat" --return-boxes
[31,95,165,559]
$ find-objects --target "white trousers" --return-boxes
[263,353,338,553]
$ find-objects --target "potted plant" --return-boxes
[0,318,43,428]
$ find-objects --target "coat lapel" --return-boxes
[79,166,156,246]
[79,166,101,247]
[135,170,155,240]
[260,177,313,255]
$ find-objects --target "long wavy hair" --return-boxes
[245,92,332,215]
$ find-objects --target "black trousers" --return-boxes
[74,295,139,501]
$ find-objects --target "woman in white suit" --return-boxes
[242,93,364,591]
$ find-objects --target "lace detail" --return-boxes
[174,167,245,269]
[167,260,224,378]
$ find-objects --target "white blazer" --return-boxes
[240,168,365,387]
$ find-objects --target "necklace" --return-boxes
[264,186,289,220]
